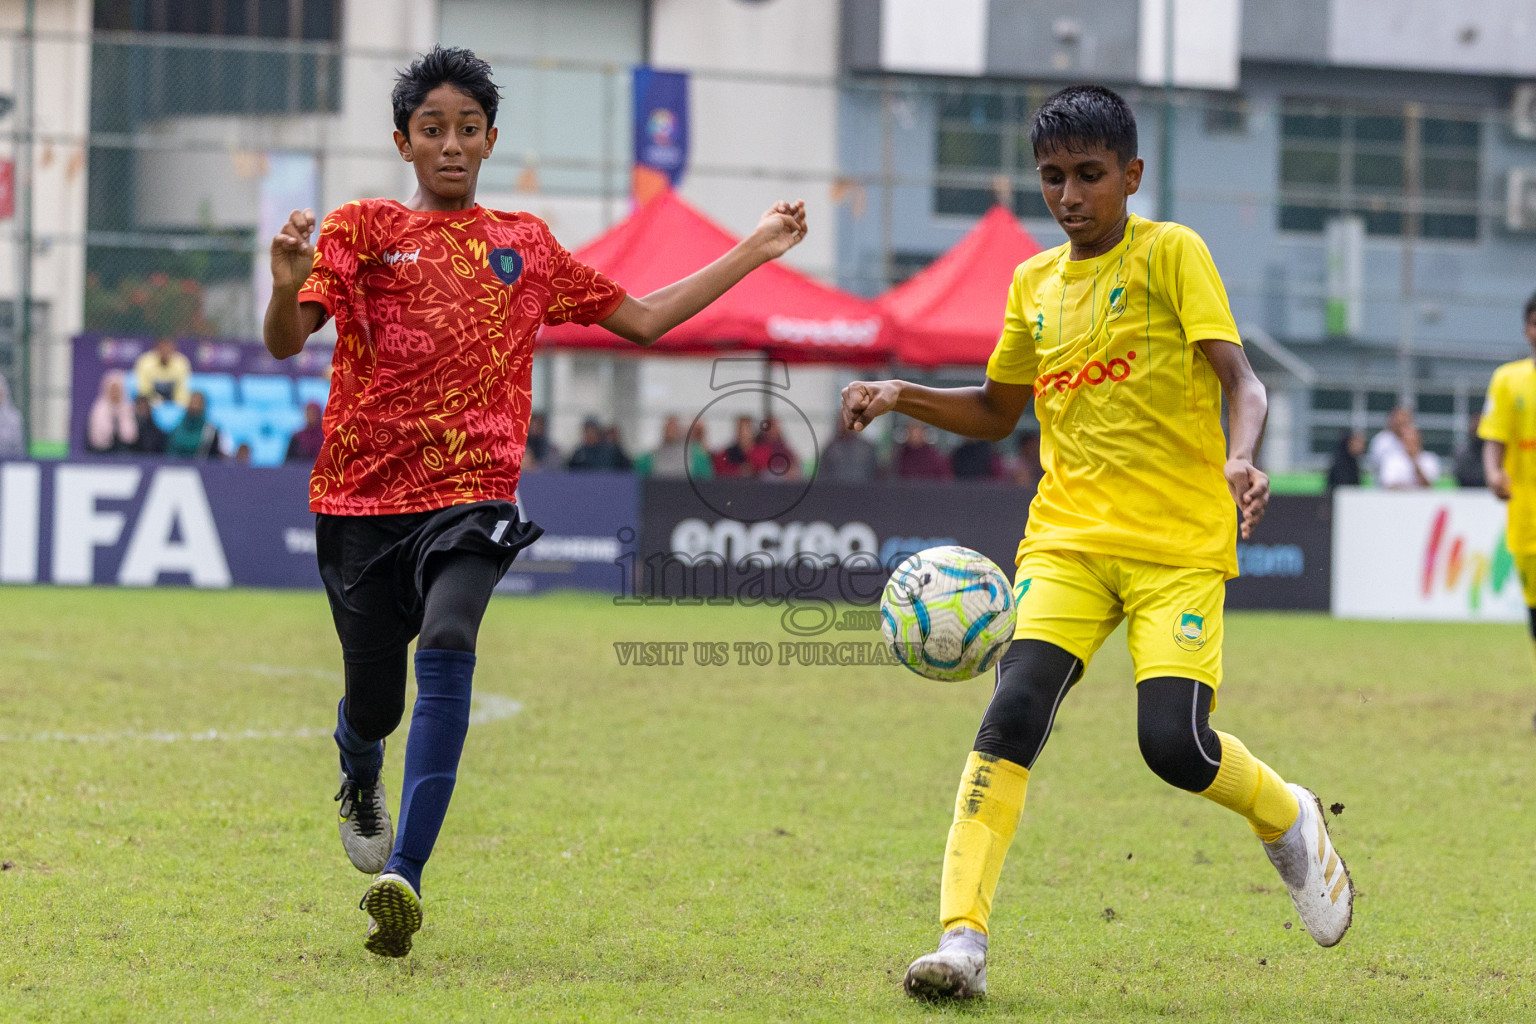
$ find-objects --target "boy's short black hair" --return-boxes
[392,45,501,136]
[1524,290,1536,323]
[1029,84,1138,166]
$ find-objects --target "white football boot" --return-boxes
[335,753,393,874]
[903,926,988,999]
[1263,784,1353,947]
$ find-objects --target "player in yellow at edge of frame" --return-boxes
[1479,292,1536,730]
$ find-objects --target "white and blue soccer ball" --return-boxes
[879,545,1016,681]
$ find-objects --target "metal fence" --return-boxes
[8,27,1536,469]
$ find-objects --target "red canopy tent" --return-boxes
[878,205,1046,367]
[538,190,890,363]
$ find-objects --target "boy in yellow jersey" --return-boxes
[842,85,1353,1000]
[1479,292,1536,728]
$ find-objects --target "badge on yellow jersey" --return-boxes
[1107,283,1128,321]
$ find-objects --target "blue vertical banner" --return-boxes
[631,66,690,203]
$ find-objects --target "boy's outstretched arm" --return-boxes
[599,200,807,347]
[1200,338,1269,539]
[264,208,326,360]
[840,377,1032,443]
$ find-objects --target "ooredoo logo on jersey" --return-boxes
[1033,350,1138,396]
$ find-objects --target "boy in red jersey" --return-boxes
[263,46,807,957]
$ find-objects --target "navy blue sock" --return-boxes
[334,698,384,783]
[383,649,475,895]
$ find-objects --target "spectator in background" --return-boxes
[133,337,192,407]
[1325,431,1364,491]
[524,412,558,470]
[1377,422,1440,489]
[750,416,800,480]
[951,437,1003,480]
[1366,406,1411,478]
[0,377,24,458]
[130,394,167,454]
[687,423,714,480]
[1003,430,1043,488]
[819,417,879,483]
[896,423,949,480]
[286,401,325,464]
[567,417,628,471]
[87,371,138,453]
[639,415,689,478]
[603,425,633,470]
[165,391,224,459]
[714,415,757,477]
[1454,411,1487,488]
[638,415,713,479]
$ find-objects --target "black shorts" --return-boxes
[316,500,542,658]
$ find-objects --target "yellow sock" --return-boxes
[938,751,1029,936]
[1199,732,1300,842]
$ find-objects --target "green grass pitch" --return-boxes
[2,587,1534,1022]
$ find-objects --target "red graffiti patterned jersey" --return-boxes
[297,199,625,514]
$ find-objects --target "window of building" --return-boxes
[889,250,940,286]
[94,0,341,40]
[1279,100,1482,241]
[91,1,342,122]
[933,87,1054,221]
[1203,98,1249,136]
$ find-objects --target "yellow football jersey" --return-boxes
[1478,358,1536,554]
[986,214,1242,578]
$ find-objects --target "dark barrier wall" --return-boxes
[637,480,1331,611]
[1226,495,1331,611]
[500,471,637,595]
[0,462,1327,608]
[636,478,1032,604]
[0,460,636,593]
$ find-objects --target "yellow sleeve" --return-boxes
[984,265,1041,386]
[1161,225,1241,346]
[132,353,154,398]
[172,355,192,406]
[1478,368,1512,443]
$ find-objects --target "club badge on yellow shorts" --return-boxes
[1174,610,1206,651]
[1011,548,1226,690]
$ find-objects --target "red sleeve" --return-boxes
[297,202,368,322]
[542,232,626,327]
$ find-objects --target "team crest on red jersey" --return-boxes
[489,247,524,285]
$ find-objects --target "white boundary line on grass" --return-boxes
[14,648,336,680]
[0,693,523,744]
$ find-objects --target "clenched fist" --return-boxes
[271,208,316,293]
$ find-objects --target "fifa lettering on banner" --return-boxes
[2,463,231,587]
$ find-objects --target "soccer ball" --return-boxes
[880,545,1016,681]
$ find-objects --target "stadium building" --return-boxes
[8,0,1536,471]
[838,0,1536,471]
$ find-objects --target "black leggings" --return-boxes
[974,639,1223,792]
[342,553,503,742]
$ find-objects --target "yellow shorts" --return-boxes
[1515,551,1536,607]
[1013,548,1226,690]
